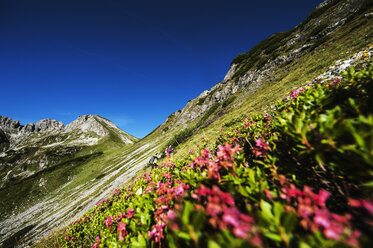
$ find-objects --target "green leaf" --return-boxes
[273,202,283,224]
[299,241,312,248]
[177,232,191,240]
[182,201,193,225]
[282,211,298,233]
[208,239,222,248]
[264,231,283,242]
[260,200,274,223]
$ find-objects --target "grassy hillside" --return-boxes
[26,1,373,247]
[54,59,373,247]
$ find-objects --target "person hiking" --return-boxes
[148,153,159,170]
[166,145,174,158]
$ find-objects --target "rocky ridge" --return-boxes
[0,114,138,194]
[0,114,137,151]
[164,0,370,128]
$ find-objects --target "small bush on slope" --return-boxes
[60,64,373,247]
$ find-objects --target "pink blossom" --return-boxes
[244,122,251,128]
[117,222,127,241]
[148,227,157,240]
[222,208,240,227]
[113,188,121,196]
[290,88,304,98]
[349,198,373,216]
[167,210,177,220]
[314,210,331,228]
[313,190,330,207]
[324,228,340,240]
[175,184,185,196]
[333,78,341,83]
[105,216,114,229]
[233,226,249,239]
[126,209,135,218]
[116,213,125,221]
[92,236,100,248]
[264,189,274,200]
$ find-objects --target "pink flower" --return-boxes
[167,210,177,220]
[314,210,331,228]
[157,181,164,189]
[126,209,135,218]
[290,88,304,98]
[92,236,100,248]
[222,208,240,227]
[113,188,121,196]
[324,228,340,240]
[116,213,125,221]
[117,222,127,241]
[264,189,274,200]
[148,227,157,240]
[255,138,270,150]
[233,226,249,239]
[175,184,185,196]
[349,198,373,216]
[105,216,114,229]
[314,190,330,207]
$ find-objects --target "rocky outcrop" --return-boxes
[34,119,64,132]
[0,114,137,151]
[0,116,63,135]
[0,129,9,152]
[0,116,20,132]
[166,0,367,129]
[65,115,108,137]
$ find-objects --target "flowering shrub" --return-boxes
[60,64,373,247]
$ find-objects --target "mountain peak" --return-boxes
[65,114,108,137]
[0,114,137,151]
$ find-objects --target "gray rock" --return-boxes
[34,119,64,132]
[64,114,108,137]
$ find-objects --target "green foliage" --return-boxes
[223,114,246,127]
[166,126,195,149]
[59,64,373,248]
[162,103,221,153]
[196,102,220,128]
[310,22,329,36]
[197,96,207,106]
[222,96,237,108]
[230,30,294,79]
[298,0,341,29]
[309,35,330,51]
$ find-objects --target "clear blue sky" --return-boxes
[0,0,323,138]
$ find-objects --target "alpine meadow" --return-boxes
[1,0,373,247]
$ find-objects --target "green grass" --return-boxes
[171,13,372,159]
[29,2,373,246]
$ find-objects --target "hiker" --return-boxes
[148,153,159,170]
[166,145,174,158]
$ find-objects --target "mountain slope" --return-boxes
[0,114,139,247]
[3,0,373,247]
[155,0,373,157]
[58,56,373,248]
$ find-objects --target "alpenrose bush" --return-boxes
[60,64,373,247]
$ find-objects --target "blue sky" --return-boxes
[0,0,323,138]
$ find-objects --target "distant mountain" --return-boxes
[0,114,137,190]
[0,114,140,247]
[0,114,137,149]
